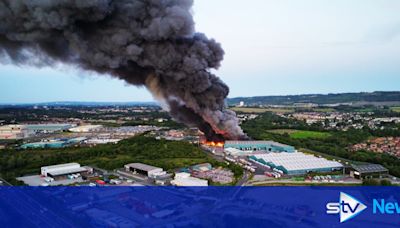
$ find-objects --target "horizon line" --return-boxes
[1,90,399,105]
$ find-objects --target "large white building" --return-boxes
[41,163,89,179]
[250,152,343,175]
[0,124,30,139]
[171,172,208,186]
[69,125,102,133]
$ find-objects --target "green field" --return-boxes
[291,130,331,139]
[391,106,400,113]
[267,129,331,139]
[230,107,294,113]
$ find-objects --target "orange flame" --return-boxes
[203,141,224,147]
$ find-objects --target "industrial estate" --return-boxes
[1,93,399,187]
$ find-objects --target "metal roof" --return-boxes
[125,163,162,172]
[252,152,343,172]
[42,163,80,170]
[224,140,292,148]
[48,167,88,176]
[351,164,388,173]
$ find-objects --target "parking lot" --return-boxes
[17,175,86,186]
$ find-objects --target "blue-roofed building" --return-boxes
[249,152,343,175]
[20,141,68,149]
[224,140,295,153]
[20,137,86,149]
[25,124,75,134]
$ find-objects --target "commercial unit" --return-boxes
[224,147,254,157]
[41,163,90,180]
[171,172,208,186]
[20,137,86,149]
[21,141,67,149]
[191,163,212,172]
[69,125,102,133]
[0,125,30,139]
[25,124,74,134]
[124,163,166,178]
[350,164,389,179]
[250,152,343,175]
[224,140,295,153]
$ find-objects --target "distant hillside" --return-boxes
[227,91,400,106]
[0,101,158,107]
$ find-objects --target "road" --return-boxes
[0,177,11,186]
[236,170,251,186]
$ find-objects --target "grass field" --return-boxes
[267,129,298,134]
[291,130,331,139]
[267,129,331,139]
[230,107,294,113]
[391,106,400,113]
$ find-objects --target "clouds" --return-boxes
[193,0,400,96]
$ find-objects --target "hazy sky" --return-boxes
[1,0,400,103]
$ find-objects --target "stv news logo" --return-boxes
[326,192,367,223]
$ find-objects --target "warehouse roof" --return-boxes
[48,167,88,176]
[225,140,288,146]
[224,140,293,148]
[125,163,162,172]
[252,152,343,172]
[42,163,80,170]
[351,164,388,173]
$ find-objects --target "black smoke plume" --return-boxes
[0,0,246,141]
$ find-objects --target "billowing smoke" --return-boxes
[0,0,246,141]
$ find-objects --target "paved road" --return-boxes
[236,170,251,186]
[0,177,11,186]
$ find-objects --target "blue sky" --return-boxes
[1,0,400,103]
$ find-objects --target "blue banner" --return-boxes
[0,187,399,227]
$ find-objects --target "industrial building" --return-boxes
[250,152,343,175]
[25,124,74,134]
[20,137,86,149]
[69,125,102,133]
[0,125,30,139]
[224,140,295,152]
[171,172,208,186]
[191,163,212,172]
[21,141,67,149]
[124,163,166,178]
[41,163,91,180]
[224,147,255,157]
[349,164,389,179]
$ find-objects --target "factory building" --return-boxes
[171,172,208,186]
[124,163,166,178]
[41,163,90,180]
[25,124,75,134]
[20,137,86,149]
[0,125,30,139]
[224,140,295,153]
[21,141,67,149]
[250,152,343,175]
[191,163,212,172]
[69,125,103,133]
[224,147,254,157]
[349,164,389,179]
